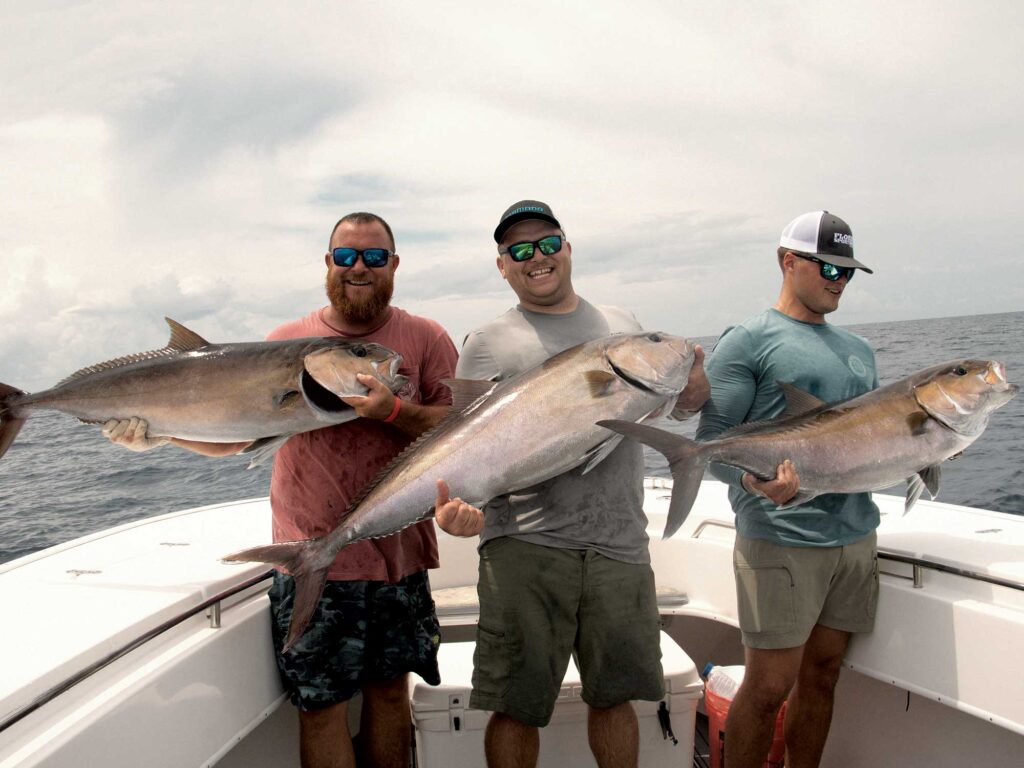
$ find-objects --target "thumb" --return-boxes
[357,373,388,394]
[435,478,451,507]
[692,344,705,364]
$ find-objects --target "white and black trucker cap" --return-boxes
[779,210,873,273]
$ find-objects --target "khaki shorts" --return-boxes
[470,537,664,726]
[733,531,879,650]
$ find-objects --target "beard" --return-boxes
[326,270,394,325]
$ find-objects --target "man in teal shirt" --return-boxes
[697,211,879,768]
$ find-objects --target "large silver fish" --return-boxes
[225,331,696,649]
[599,359,1017,535]
[0,318,408,462]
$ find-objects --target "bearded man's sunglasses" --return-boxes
[501,235,563,263]
[332,247,393,268]
[791,252,855,282]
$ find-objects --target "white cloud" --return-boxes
[1,1,1023,391]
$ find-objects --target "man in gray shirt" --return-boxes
[455,200,709,768]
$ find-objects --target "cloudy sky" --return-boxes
[2,1,1021,391]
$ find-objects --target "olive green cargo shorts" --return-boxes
[470,537,664,726]
[733,531,879,649]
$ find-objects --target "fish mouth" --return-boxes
[986,361,1008,385]
[300,370,351,413]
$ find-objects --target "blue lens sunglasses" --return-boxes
[332,247,393,268]
[791,252,855,282]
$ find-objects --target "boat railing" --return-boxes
[0,569,275,735]
[691,520,1024,593]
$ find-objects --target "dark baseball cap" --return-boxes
[493,200,561,243]
[779,210,873,273]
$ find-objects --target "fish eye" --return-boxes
[648,333,662,343]
[353,346,368,358]
[952,365,967,376]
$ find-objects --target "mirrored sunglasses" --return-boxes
[503,235,563,263]
[332,247,393,268]
[793,252,855,282]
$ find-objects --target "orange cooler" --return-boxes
[705,686,786,768]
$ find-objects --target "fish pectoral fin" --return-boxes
[579,435,624,475]
[584,370,620,398]
[919,464,941,499]
[165,318,211,351]
[777,382,827,417]
[907,411,931,436]
[442,378,497,413]
[775,489,820,510]
[242,434,294,467]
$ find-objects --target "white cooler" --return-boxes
[410,631,703,767]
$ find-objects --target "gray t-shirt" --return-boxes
[456,299,652,564]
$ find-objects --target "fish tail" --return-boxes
[0,384,27,460]
[222,538,334,652]
[597,419,709,538]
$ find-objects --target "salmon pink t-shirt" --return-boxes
[266,306,457,582]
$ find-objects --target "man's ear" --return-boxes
[496,255,507,279]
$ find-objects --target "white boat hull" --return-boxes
[1,480,1021,766]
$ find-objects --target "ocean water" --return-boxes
[1,311,1022,565]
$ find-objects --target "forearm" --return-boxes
[708,461,746,488]
[167,438,253,457]
[387,401,449,438]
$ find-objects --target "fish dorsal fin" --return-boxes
[165,317,210,351]
[442,378,497,413]
[584,370,619,398]
[55,318,212,387]
[777,382,827,417]
[341,424,447,517]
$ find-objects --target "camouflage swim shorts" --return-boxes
[268,569,441,711]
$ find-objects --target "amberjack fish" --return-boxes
[599,359,1018,536]
[225,331,697,650]
[0,318,408,464]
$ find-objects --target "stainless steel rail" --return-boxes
[691,519,1024,592]
[0,569,275,734]
[877,551,1024,592]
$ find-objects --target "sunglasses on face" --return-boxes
[501,235,563,263]
[792,252,855,282]
[331,247,393,268]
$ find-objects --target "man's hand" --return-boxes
[101,417,170,452]
[434,479,484,537]
[341,373,400,420]
[743,460,800,506]
[672,344,710,418]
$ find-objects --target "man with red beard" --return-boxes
[104,212,482,768]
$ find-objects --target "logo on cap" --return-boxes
[833,233,853,246]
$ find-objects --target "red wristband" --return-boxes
[383,396,402,423]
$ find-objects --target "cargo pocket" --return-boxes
[734,564,796,635]
[472,624,513,699]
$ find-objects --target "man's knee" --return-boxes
[363,675,410,708]
[299,700,350,736]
